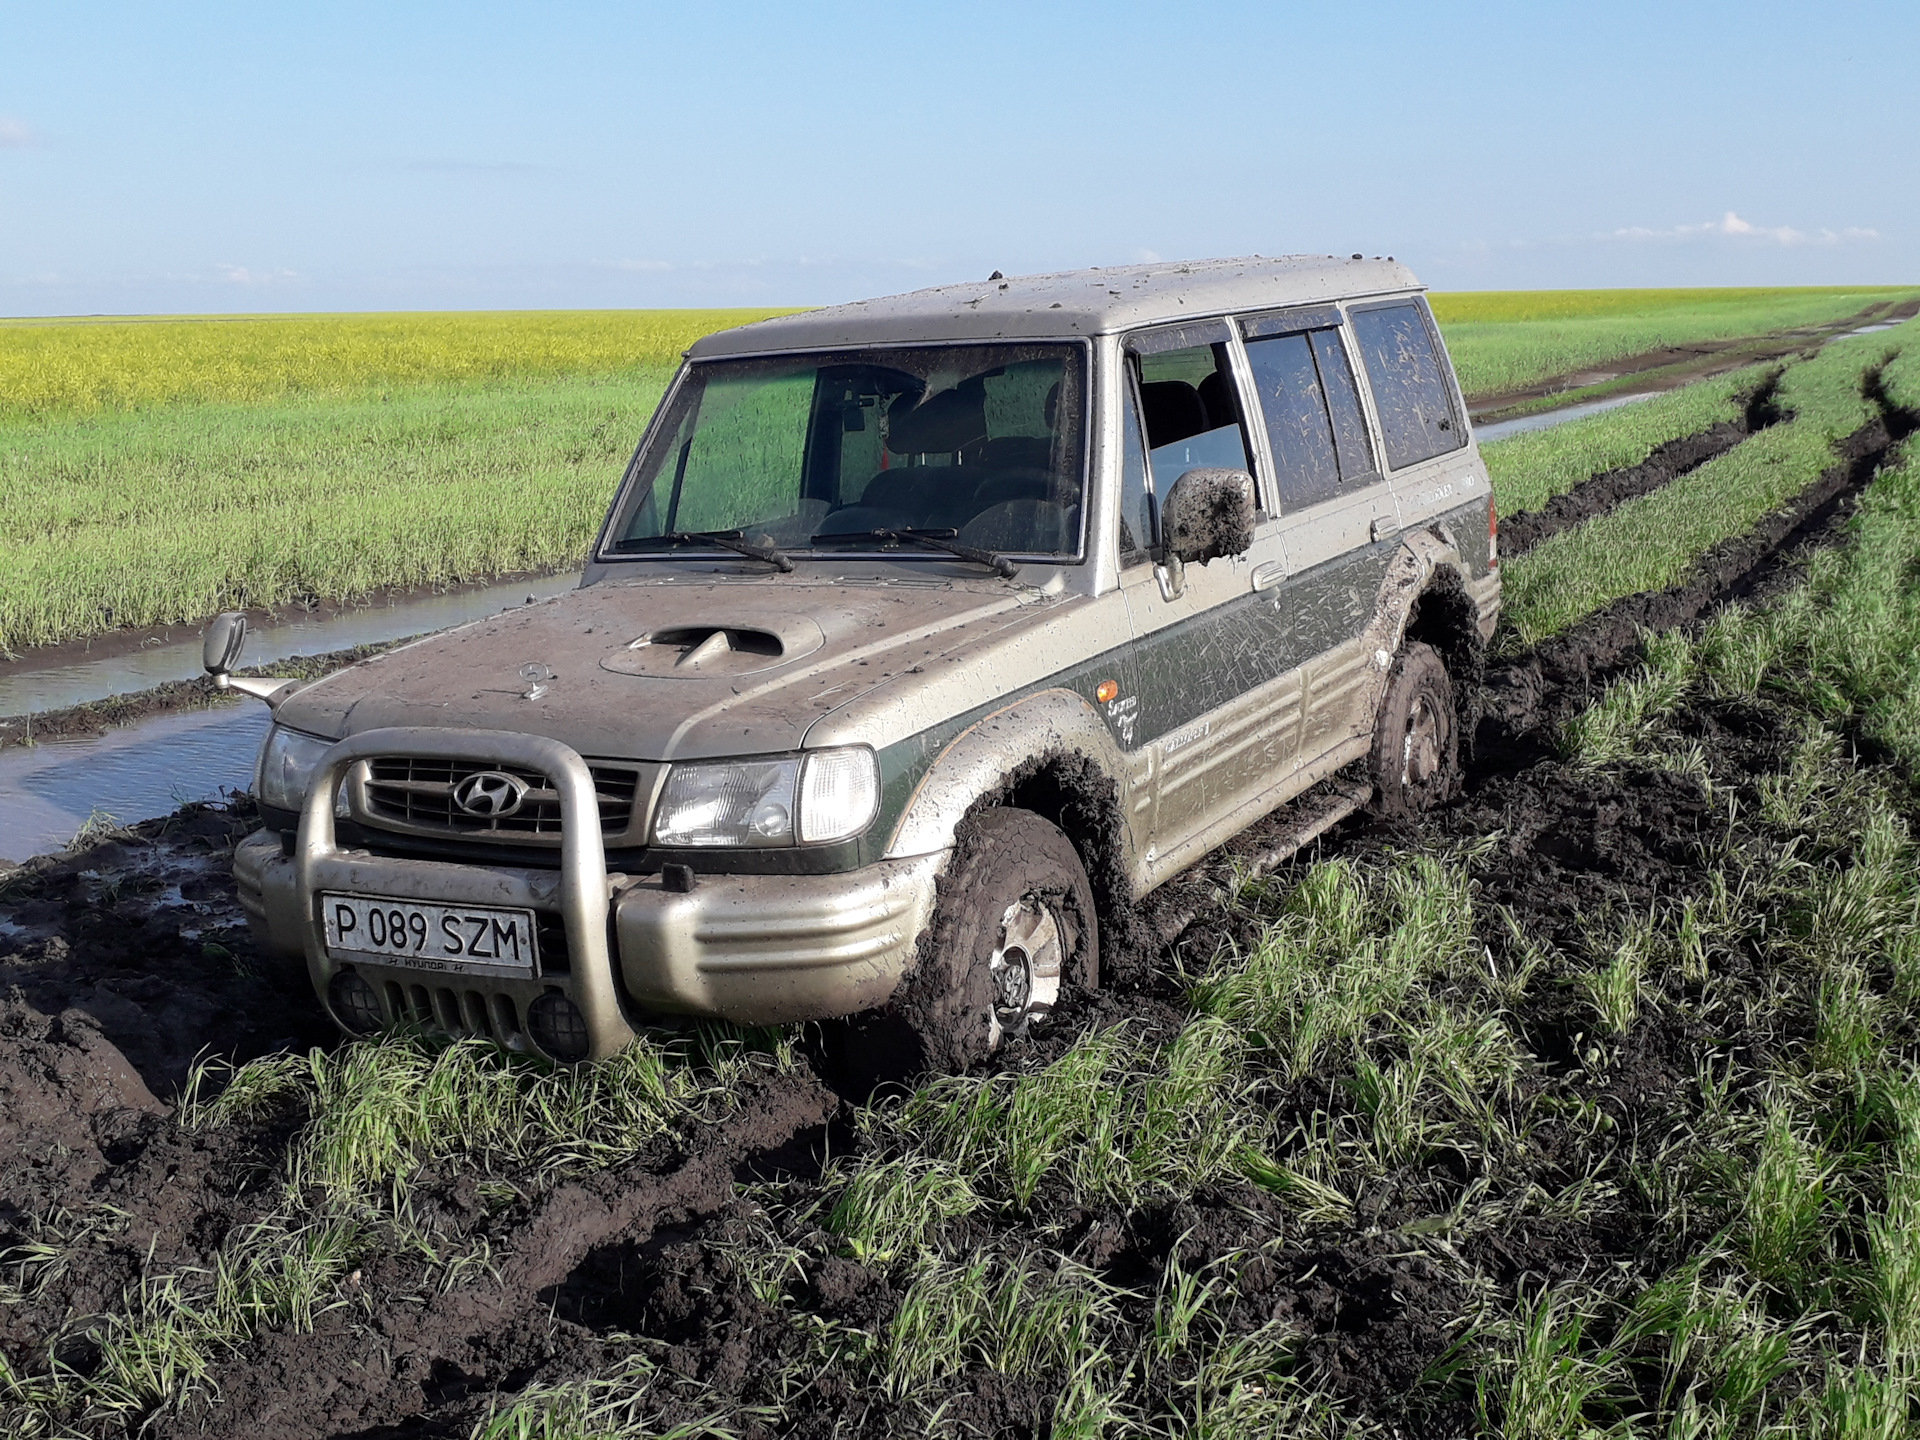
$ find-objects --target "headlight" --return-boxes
[652,747,878,848]
[255,725,337,814]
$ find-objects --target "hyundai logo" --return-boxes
[453,770,529,818]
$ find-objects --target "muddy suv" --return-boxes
[218,256,1498,1067]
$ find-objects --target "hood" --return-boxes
[274,573,1058,760]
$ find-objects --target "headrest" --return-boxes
[888,380,988,454]
[1140,381,1207,448]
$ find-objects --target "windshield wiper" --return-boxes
[617,529,794,572]
[808,527,1017,579]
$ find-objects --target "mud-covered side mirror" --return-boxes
[204,612,248,678]
[1160,467,1256,567]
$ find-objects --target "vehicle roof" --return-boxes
[687,255,1421,358]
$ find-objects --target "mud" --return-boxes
[1479,378,1917,759]
[1495,372,1784,560]
[0,642,397,754]
[1464,297,1917,425]
[178,1070,836,1440]
[0,798,331,1098]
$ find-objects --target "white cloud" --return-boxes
[1613,210,1879,247]
[217,264,298,286]
[0,116,36,149]
[1133,248,1163,263]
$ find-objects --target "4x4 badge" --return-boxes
[453,771,529,818]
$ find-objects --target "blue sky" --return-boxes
[1,0,1913,315]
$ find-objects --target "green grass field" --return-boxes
[1,288,1915,655]
[1431,285,1917,399]
[1497,331,1916,642]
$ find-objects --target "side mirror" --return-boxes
[1160,467,1256,567]
[204,612,248,677]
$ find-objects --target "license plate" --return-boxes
[321,893,539,978]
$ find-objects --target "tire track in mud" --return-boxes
[1478,368,1917,756]
[1494,372,1786,561]
[168,1068,836,1440]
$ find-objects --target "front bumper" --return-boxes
[235,726,942,1062]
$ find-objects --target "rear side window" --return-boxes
[1311,330,1378,485]
[1349,302,1464,469]
[1242,324,1382,511]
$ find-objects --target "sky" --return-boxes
[1,0,1914,316]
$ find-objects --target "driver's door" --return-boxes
[1116,322,1296,889]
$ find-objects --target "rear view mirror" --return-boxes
[1160,467,1256,567]
[203,612,248,677]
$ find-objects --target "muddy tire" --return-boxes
[1369,641,1459,817]
[817,808,1098,1090]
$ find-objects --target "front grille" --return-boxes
[361,758,640,840]
[385,979,527,1049]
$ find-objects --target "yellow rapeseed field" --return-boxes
[0,309,794,418]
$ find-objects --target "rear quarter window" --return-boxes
[1349,301,1464,470]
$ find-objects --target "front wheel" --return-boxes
[893,807,1099,1075]
[1369,641,1459,816]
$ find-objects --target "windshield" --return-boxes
[604,343,1087,561]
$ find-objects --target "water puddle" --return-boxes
[0,572,581,718]
[1473,392,1659,446]
[1844,317,1911,338]
[0,704,269,864]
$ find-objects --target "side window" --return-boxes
[1311,330,1378,483]
[1349,302,1464,469]
[1244,332,1339,510]
[1117,369,1155,565]
[1133,341,1251,495]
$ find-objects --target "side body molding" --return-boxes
[883,688,1139,874]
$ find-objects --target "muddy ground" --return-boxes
[0,394,1912,1435]
[1464,296,1918,425]
[0,644,399,753]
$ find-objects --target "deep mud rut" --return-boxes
[1,377,1915,1436]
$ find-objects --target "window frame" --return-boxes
[1114,353,1160,568]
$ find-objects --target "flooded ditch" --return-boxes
[0,705,267,864]
[1470,389,1658,445]
[0,573,579,864]
[0,570,580,719]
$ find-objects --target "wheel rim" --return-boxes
[985,895,1064,1051]
[1402,692,1443,788]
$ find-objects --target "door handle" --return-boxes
[1370,515,1401,543]
[1250,560,1286,592]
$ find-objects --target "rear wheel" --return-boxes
[1369,641,1459,816]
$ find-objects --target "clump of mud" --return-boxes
[0,799,329,1100]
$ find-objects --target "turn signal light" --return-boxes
[1095,680,1119,703]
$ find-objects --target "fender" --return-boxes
[883,687,1137,872]
[1354,526,1474,725]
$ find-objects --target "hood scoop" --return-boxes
[600,616,826,679]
